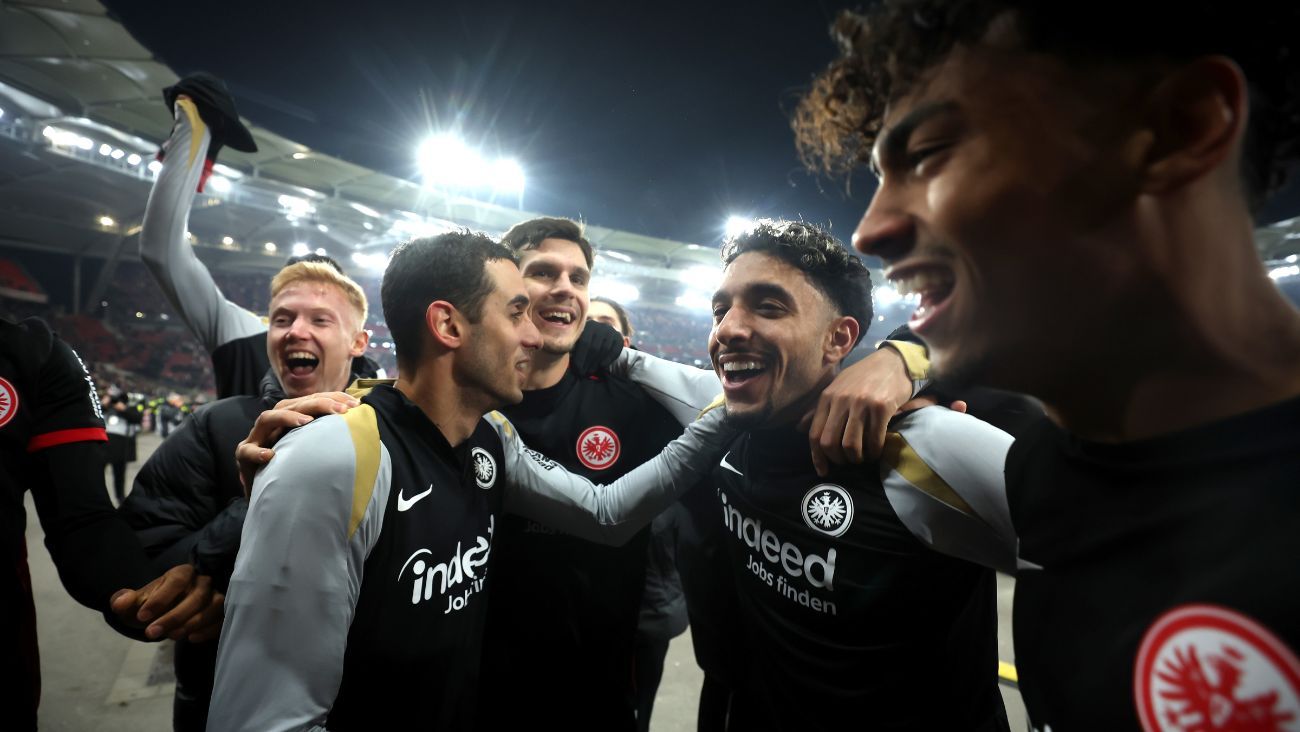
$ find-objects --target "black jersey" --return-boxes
[1007,398,1300,732]
[483,367,684,729]
[713,421,1008,732]
[1,317,156,730]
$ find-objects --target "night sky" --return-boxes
[103,0,877,246]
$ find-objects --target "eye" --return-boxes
[905,142,952,176]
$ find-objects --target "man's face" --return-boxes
[518,238,590,355]
[709,252,841,429]
[587,300,630,347]
[459,259,542,408]
[266,281,367,398]
[853,41,1143,389]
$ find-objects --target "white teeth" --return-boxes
[722,361,764,372]
[541,310,572,324]
[891,269,954,297]
[287,351,317,361]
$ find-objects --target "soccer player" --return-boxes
[206,232,732,731]
[796,2,1300,728]
[2,316,224,731]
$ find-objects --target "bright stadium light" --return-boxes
[212,163,243,179]
[110,148,125,160]
[874,283,902,307]
[349,202,382,218]
[126,153,142,166]
[277,194,315,217]
[675,291,713,312]
[590,279,641,304]
[292,242,309,256]
[148,160,163,174]
[264,242,277,253]
[679,265,722,292]
[98,143,112,156]
[98,216,115,227]
[602,250,632,263]
[221,236,234,246]
[725,216,754,239]
[315,248,326,256]
[208,175,232,193]
[351,252,389,272]
[317,224,329,233]
[416,134,525,192]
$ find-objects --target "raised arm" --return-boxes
[139,97,264,353]
[208,413,389,731]
[879,406,1018,573]
[492,406,731,545]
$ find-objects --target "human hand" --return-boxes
[109,564,225,643]
[802,347,914,476]
[236,392,359,494]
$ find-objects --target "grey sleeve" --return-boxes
[139,99,265,353]
[880,407,1019,574]
[604,349,722,426]
[495,407,731,545]
[207,417,391,732]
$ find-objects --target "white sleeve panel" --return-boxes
[494,407,731,545]
[208,416,391,732]
[880,406,1018,573]
[139,98,264,353]
[606,348,722,426]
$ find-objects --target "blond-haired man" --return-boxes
[118,260,372,732]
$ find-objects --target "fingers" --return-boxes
[147,575,214,642]
[183,593,226,644]
[807,393,833,477]
[135,564,196,625]
[949,400,969,414]
[272,392,358,416]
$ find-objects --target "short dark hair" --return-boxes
[500,216,594,269]
[284,252,346,275]
[381,230,518,372]
[591,296,633,337]
[720,219,872,346]
[793,1,1300,214]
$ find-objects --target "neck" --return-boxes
[523,348,570,390]
[1036,195,1300,441]
[394,357,487,447]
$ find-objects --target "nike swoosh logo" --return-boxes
[397,484,433,512]
[719,452,743,476]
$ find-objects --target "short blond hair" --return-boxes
[270,262,368,329]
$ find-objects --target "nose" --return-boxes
[285,315,311,341]
[520,318,542,350]
[712,306,751,348]
[852,180,915,261]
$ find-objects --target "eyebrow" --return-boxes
[870,100,960,177]
[508,294,530,309]
[712,282,796,307]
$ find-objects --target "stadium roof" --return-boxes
[0,0,722,304]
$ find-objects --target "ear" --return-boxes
[1140,56,1247,196]
[349,326,368,357]
[426,301,465,350]
[824,315,859,366]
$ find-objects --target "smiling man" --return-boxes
[119,260,370,731]
[207,231,731,731]
[795,2,1300,729]
[631,219,1018,730]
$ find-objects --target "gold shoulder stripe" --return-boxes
[697,393,726,420]
[174,97,207,169]
[881,432,974,516]
[343,404,381,539]
[881,340,931,380]
[484,410,513,439]
[347,377,393,399]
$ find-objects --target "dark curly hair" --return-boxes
[793,0,1300,213]
[721,219,873,346]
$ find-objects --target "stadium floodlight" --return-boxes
[416,134,525,192]
[277,194,316,217]
[317,224,329,233]
[98,143,112,156]
[362,222,374,231]
[675,291,713,312]
[42,126,81,147]
[126,153,142,166]
[315,248,326,256]
[292,242,309,256]
[0,107,4,119]
[212,163,243,179]
[148,160,162,174]
[1268,265,1300,280]
[264,242,277,253]
[110,148,125,160]
[679,265,722,292]
[1288,254,1298,263]
[350,252,389,272]
[590,279,641,304]
[602,250,632,263]
[724,216,755,240]
[98,216,115,227]
[221,236,234,246]
[208,175,232,193]
[292,151,308,160]
[873,283,901,307]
